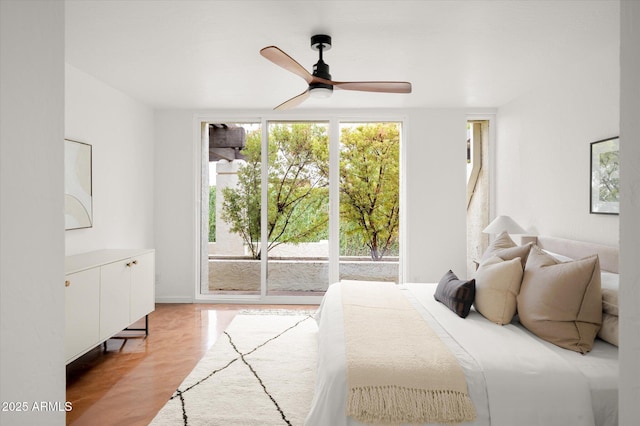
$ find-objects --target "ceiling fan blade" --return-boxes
[260,46,313,84]
[274,89,310,110]
[332,81,412,93]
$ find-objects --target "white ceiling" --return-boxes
[65,0,619,111]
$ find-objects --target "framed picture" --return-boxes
[590,137,619,215]
[65,139,93,229]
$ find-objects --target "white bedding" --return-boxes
[305,282,618,426]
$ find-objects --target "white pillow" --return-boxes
[598,313,618,346]
[473,256,524,325]
[541,249,574,263]
[600,271,619,290]
[600,271,619,317]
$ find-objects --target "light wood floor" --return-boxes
[65,303,316,426]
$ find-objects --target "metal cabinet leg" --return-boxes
[123,314,149,335]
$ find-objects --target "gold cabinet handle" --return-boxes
[126,262,132,267]
[132,260,138,265]
[65,280,70,287]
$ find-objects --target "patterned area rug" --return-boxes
[150,313,318,426]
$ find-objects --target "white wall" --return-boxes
[403,109,468,282]
[0,1,66,425]
[619,0,640,422]
[65,65,155,255]
[495,41,620,246]
[153,109,469,300]
[154,110,197,302]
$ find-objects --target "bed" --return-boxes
[305,235,619,426]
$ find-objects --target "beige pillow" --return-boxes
[598,313,618,346]
[480,232,532,270]
[474,256,524,325]
[480,231,516,262]
[493,243,532,270]
[518,246,602,354]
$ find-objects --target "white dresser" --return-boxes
[64,249,155,364]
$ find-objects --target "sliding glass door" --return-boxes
[265,122,330,296]
[338,122,400,283]
[204,122,262,297]
[200,118,402,301]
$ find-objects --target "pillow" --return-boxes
[598,313,618,346]
[518,246,602,354]
[480,231,532,270]
[480,231,516,262]
[601,271,619,316]
[473,256,524,325]
[598,273,618,346]
[434,270,475,318]
[601,288,619,316]
[559,266,618,317]
[601,271,619,288]
[541,250,574,263]
[491,243,532,270]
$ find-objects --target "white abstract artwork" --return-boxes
[65,139,93,230]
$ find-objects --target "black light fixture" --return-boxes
[308,34,333,99]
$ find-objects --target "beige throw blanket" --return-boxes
[342,281,476,425]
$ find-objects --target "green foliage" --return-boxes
[208,186,216,242]
[221,130,262,257]
[340,123,400,260]
[219,122,400,261]
[221,124,329,259]
[598,151,619,202]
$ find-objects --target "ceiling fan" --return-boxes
[260,34,412,110]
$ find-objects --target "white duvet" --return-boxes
[305,282,618,426]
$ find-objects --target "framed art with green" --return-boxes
[590,137,619,215]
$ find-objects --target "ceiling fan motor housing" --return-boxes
[312,60,331,81]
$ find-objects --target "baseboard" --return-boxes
[155,297,194,304]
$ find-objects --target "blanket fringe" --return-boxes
[347,385,477,425]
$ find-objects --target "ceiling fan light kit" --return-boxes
[309,85,333,99]
[260,34,411,110]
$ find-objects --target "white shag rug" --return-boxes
[150,313,318,426]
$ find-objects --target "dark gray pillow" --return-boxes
[434,270,476,318]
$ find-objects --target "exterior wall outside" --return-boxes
[466,120,491,277]
[209,240,330,257]
[213,160,245,255]
[209,258,398,292]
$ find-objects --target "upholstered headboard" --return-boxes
[535,235,619,273]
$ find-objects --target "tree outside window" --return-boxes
[220,122,399,261]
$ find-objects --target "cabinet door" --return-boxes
[130,252,155,322]
[99,260,131,340]
[65,268,100,363]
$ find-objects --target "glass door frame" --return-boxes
[194,113,407,304]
